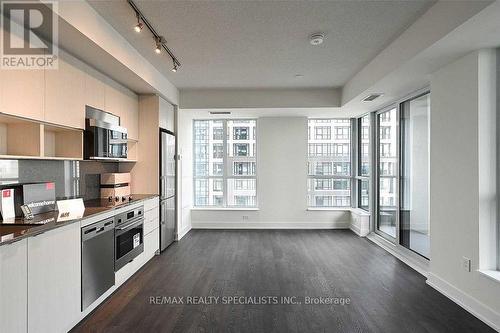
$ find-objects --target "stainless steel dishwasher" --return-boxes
[81,218,115,310]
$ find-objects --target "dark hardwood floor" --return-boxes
[72,230,494,333]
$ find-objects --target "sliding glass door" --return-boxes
[372,90,430,259]
[376,107,398,240]
[400,93,430,258]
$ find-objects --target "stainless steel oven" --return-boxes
[114,206,144,271]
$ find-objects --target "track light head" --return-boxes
[155,36,166,54]
[171,63,178,72]
[134,22,143,32]
[155,37,162,54]
[134,13,143,32]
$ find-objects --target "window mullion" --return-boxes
[222,120,228,207]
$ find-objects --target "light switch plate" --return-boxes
[462,256,471,272]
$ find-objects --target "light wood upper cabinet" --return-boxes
[104,80,122,118]
[126,93,139,141]
[0,69,3,114]
[0,19,43,120]
[27,223,81,333]
[105,80,139,141]
[84,65,106,110]
[0,239,28,333]
[44,50,85,129]
[159,97,175,132]
[0,48,139,145]
[0,67,44,121]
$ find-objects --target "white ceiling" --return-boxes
[88,0,434,90]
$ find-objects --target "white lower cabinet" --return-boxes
[143,197,159,212]
[145,227,160,258]
[0,199,161,333]
[115,260,132,287]
[144,211,159,235]
[134,227,160,274]
[27,223,81,333]
[0,239,27,333]
[115,226,159,287]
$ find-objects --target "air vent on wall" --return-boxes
[209,111,232,115]
[362,93,384,102]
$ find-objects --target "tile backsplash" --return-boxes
[0,160,119,200]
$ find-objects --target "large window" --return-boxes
[194,119,257,208]
[376,108,398,239]
[308,119,351,208]
[357,115,370,211]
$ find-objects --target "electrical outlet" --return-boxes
[242,215,249,220]
[462,257,471,272]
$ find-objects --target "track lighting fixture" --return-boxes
[155,36,166,54]
[155,39,162,54]
[128,0,181,72]
[134,14,143,32]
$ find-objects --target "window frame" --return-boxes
[355,114,372,212]
[307,118,353,208]
[374,105,400,243]
[193,118,258,208]
[371,88,431,252]
[399,91,431,259]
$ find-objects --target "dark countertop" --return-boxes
[0,194,158,246]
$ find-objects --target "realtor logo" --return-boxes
[1,1,58,69]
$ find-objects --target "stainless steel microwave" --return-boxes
[84,106,128,160]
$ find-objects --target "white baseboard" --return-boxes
[177,224,192,240]
[191,220,350,229]
[427,273,500,331]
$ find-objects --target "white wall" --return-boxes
[427,49,500,330]
[180,88,340,109]
[177,110,193,238]
[180,114,350,228]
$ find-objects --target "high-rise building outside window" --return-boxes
[233,127,249,140]
[308,119,351,208]
[194,119,257,207]
[356,114,370,211]
[377,108,398,238]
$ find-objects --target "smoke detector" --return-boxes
[309,33,325,46]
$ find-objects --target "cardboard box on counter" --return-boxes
[101,173,131,185]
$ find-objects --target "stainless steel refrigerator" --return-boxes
[160,129,176,251]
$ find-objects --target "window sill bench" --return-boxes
[191,207,260,211]
[307,207,350,212]
[478,270,500,284]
